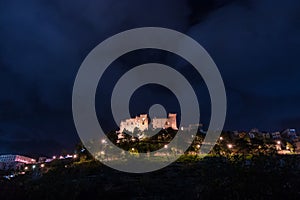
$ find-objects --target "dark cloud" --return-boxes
[0,138,65,157]
[0,0,192,154]
[186,0,300,131]
[0,0,299,154]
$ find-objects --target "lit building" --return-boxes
[152,113,178,130]
[271,132,281,139]
[281,128,297,139]
[0,154,36,170]
[119,113,178,133]
[248,128,261,139]
[119,114,148,133]
[262,132,271,139]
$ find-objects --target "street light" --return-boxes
[227,144,233,149]
[277,141,281,145]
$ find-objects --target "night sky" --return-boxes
[1,0,300,156]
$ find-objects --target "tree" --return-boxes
[235,138,251,155]
[106,131,118,143]
[74,142,93,161]
[286,142,295,153]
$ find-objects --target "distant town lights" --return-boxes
[220,137,223,140]
[227,144,233,149]
[65,154,73,158]
[164,145,168,149]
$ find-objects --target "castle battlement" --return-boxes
[119,113,178,133]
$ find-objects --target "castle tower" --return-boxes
[151,113,178,130]
[166,113,178,130]
[135,114,148,132]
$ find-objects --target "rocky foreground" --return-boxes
[1,155,300,200]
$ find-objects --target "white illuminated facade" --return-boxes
[119,114,149,133]
[152,113,178,130]
[0,154,36,170]
[119,113,178,134]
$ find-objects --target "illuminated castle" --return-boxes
[152,113,178,130]
[119,113,178,133]
[119,114,149,133]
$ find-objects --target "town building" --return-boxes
[262,132,271,139]
[0,154,36,170]
[271,132,281,139]
[180,124,203,132]
[281,128,297,139]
